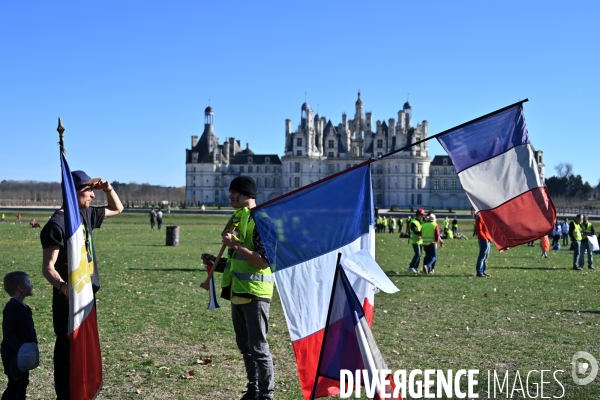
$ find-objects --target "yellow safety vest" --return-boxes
[572,222,583,242]
[409,219,423,245]
[422,222,437,245]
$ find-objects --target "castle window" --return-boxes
[248,157,253,164]
[443,158,448,165]
[327,164,334,173]
[443,167,447,174]
[451,179,457,190]
[294,162,300,173]
[328,140,334,149]
[450,168,456,175]
[265,177,270,188]
[443,179,448,190]
[377,139,383,148]
[265,157,270,164]
[274,177,279,188]
[433,167,439,175]
[294,177,300,188]
[256,166,261,173]
[416,150,421,157]
[192,153,198,163]
[417,163,423,174]
[274,166,280,173]
[296,150,302,156]
[297,138,303,146]
[239,166,244,173]
[328,152,334,158]
[417,178,422,189]
[248,166,253,173]
[265,166,271,173]
[434,179,439,190]
[256,177,262,188]
[412,179,415,189]
[417,194,422,205]
[411,163,415,173]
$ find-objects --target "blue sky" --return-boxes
[1,1,598,187]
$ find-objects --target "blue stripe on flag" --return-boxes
[253,164,373,271]
[60,152,82,238]
[437,105,530,173]
[317,264,366,382]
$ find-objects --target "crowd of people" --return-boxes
[1,175,598,399]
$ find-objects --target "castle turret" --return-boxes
[403,101,412,129]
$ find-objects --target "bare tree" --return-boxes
[554,162,573,178]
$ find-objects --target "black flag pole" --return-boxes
[377,98,529,161]
[57,117,66,156]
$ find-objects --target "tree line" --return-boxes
[545,162,598,200]
[0,180,185,203]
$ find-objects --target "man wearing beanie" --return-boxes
[200,176,276,400]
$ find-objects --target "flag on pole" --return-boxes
[314,263,399,400]
[437,104,555,250]
[252,161,377,400]
[207,263,220,309]
[60,152,103,399]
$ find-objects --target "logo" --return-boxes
[571,351,598,386]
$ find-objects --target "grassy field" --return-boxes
[0,211,599,399]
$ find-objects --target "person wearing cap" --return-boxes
[408,208,426,273]
[579,215,595,270]
[40,170,123,399]
[422,213,444,274]
[2,271,38,399]
[200,176,276,400]
[569,214,584,271]
[475,213,493,277]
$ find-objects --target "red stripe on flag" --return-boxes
[70,304,102,399]
[292,298,375,400]
[480,186,555,251]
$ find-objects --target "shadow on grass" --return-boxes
[385,271,473,278]
[493,266,567,271]
[559,310,600,314]
[127,268,202,272]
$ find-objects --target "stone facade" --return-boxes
[185,94,545,209]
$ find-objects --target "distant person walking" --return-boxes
[569,214,584,271]
[16,214,22,224]
[408,208,426,273]
[451,216,458,236]
[157,210,163,231]
[579,215,595,269]
[422,213,444,274]
[540,235,549,258]
[1,213,5,223]
[149,208,157,231]
[475,213,493,277]
[551,221,562,248]
[561,218,570,247]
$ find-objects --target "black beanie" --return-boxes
[229,176,257,199]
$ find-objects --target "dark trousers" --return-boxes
[1,371,29,400]
[409,244,422,270]
[52,291,70,400]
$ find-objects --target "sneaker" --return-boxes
[589,266,595,270]
[573,267,582,271]
[240,392,258,400]
[483,273,491,277]
[429,269,435,274]
[408,267,418,273]
[476,274,487,277]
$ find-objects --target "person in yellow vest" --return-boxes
[569,214,584,271]
[443,216,449,237]
[382,216,388,233]
[579,215,595,269]
[408,208,426,273]
[389,216,396,234]
[201,176,275,400]
[422,213,444,274]
[398,217,404,235]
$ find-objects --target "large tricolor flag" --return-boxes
[314,263,400,399]
[253,161,378,399]
[437,103,555,251]
[60,152,103,399]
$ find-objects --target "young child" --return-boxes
[1,271,38,399]
[540,235,550,258]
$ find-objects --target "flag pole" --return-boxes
[377,98,529,161]
[57,117,66,155]
[310,252,343,400]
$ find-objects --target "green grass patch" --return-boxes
[1,212,599,399]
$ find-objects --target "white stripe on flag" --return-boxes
[458,144,542,212]
[275,231,374,342]
[67,226,95,334]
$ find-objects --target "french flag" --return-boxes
[253,161,377,399]
[437,103,555,251]
[60,152,103,399]
[315,263,400,400]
